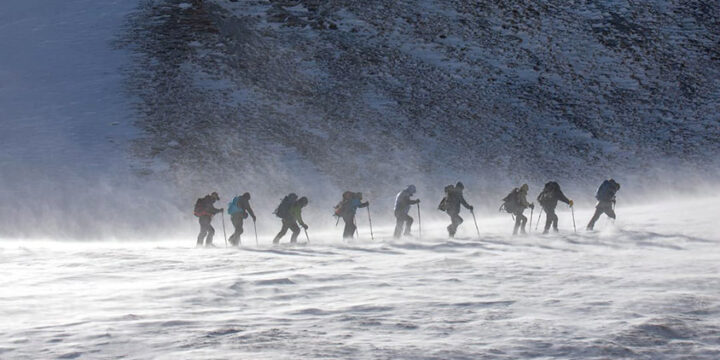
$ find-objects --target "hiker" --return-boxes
[227,192,256,246]
[272,194,309,244]
[587,179,620,230]
[194,192,223,247]
[393,185,420,238]
[501,184,534,235]
[537,181,573,234]
[334,192,369,239]
[439,182,473,238]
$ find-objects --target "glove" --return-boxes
[569,200,574,207]
[252,215,257,222]
[529,203,535,209]
[302,224,309,230]
[468,205,474,211]
[416,199,421,203]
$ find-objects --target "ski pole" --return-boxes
[571,205,577,233]
[304,228,310,244]
[367,206,375,241]
[253,219,258,246]
[221,212,228,248]
[535,208,543,231]
[470,209,480,239]
[417,202,422,240]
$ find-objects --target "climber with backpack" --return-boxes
[272,194,309,244]
[501,184,534,235]
[334,191,369,239]
[193,192,223,247]
[537,181,573,234]
[393,185,420,238]
[441,182,473,238]
[587,179,620,231]
[227,192,256,246]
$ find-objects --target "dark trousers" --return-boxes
[393,211,414,238]
[587,202,616,230]
[229,213,244,246]
[197,215,215,245]
[543,207,559,233]
[446,210,463,237]
[343,215,356,239]
[513,211,527,235]
[273,218,300,243]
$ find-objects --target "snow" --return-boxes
[1,197,719,359]
[0,0,718,357]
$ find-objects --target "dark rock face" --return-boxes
[121,0,720,197]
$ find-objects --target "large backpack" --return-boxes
[537,182,558,206]
[193,197,207,217]
[438,185,454,212]
[228,196,241,215]
[274,193,298,218]
[595,180,615,201]
[333,191,354,217]
[500,189,520,213]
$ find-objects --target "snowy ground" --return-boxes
[2,197,719,359]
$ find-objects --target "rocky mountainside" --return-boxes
[122,0,720,203]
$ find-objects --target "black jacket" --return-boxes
[446,188,471,213]
[538,186,570,210]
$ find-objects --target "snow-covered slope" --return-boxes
[2,197,719,359]
[124,0,720,205]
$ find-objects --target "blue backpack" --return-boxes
[228,196,242,215]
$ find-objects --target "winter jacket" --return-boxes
[195,196,222,217]
[537,186,570,210]
[394,190,419,214]
[446,188,471,213]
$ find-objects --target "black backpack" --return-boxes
[500,189,520,213]
[596,180,618,201]
[274,193,298,218]
[438,185,454,211]
[537,182,558,206]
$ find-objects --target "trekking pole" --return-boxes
[470,209,481,239]
[221,212,228,248]
[417,203,422,240]
[304,228,310,244]
[367,206,375,241]
[535,208,543,231]
[253,219,258,246]
[529,206,534,233]
[353,217,359,239]
[571,205,577,234]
